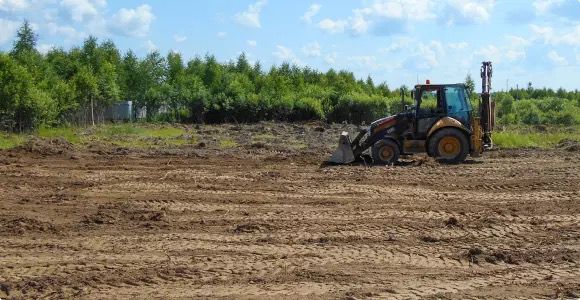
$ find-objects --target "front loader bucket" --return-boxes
[327,131,356,164]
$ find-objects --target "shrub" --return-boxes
[328,93,390,124]
[514,100,541,125]
[292,97,325,121]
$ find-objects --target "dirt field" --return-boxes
[1,123,579,299]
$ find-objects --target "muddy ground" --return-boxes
[0,122,579,299]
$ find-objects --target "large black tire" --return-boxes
[372,139,400,165]
[428,128,469,164]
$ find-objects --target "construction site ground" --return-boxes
[0,122,579,299]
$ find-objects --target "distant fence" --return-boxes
[62,101,148,126]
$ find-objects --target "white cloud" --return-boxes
[444,0,495,26]
[577,53,580,64]
[349,55,378,69]
[46,22,86,41]
[247,40,257,47]
[235,0,267,28]
[0,0,29,11]
[59,0,105,22]
[318,0,495,36]
[362,0,436,21]
[531,24,580,46]
[505,49,526,61]
[547,50,567,65]
[174,35,187,43]
[109,4,154,37]
[273,45,301,64]
[345,0,436,35]
[533,0,564,14]
[473,36,528,64]
[301,3,321,23]
[506,35,531,48]
[351,12,369,35]
[475,45,501,62]
[400,40,445,70]
[144,39,157,52]
[302,42,321,57]
[418,41,444,67]
[532,0,580,21]
[0,18,20,45]
[318,18,347,34]
[448,42,469,50]
[37,43,55,54]
[379,37,413,53]
[217,31,227,39]
[559,26,580,45]
[530,24,555,43]
[324,52,338,65]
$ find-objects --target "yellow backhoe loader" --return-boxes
[329,61,495,164]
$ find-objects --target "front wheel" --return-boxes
[428,128,469,164]
[372,139,400,165]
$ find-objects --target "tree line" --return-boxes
[1,21,579,132]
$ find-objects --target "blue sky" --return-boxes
[1,0,579,90]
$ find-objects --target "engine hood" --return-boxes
[370,115,396,132]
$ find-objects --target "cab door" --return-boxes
[444,86,471,127]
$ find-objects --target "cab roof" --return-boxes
[414,83,466,89]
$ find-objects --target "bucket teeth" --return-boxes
[328,132,356,164]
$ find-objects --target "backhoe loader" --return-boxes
[328,61,495,164]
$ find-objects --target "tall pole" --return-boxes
[91,96,95,126]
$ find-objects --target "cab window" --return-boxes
[444,87,469,113]
[421,90,438,110]
[418,88,443,113]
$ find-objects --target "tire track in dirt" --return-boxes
[376,262,580,299]
[1,144,578,299]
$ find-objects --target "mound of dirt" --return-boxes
[17,137,74,155]
[0,217,56,235]
[82,211,118,225]
[556,139,580,152]
[87,143,131,155]
[128,210,167,222]
[233,223,273,234]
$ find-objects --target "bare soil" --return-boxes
[0,123,579,299]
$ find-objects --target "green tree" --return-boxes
[465,74,475,97]
[11,20,37,56]
[0,54,53,131]
[96,61,121,107]
[119,50,141,102]
[179,74,208,123]
[72,66,98,125]
[138,51,166,119]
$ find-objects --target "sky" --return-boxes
[0,0,579,90]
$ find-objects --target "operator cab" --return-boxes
[412,83,472,139]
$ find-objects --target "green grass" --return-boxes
[0,124,194,150]
[37,126,81,144]
[219,138,238,149]
[0,133,25,149]
[253,133,275,141]
[86,124,193,149]
[100,124,146,136]
[1,124,578,151]
[493,127,579,149]
[142,127,186,138]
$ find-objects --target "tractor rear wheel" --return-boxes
[428,128,469,164]
[372,139,400,165]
